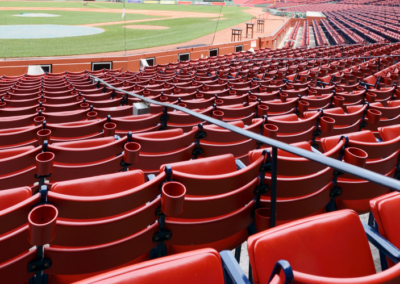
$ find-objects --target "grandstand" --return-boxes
[3,0,400,283]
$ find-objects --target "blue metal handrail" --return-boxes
[91,74,400,227]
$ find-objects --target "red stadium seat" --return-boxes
[0,145,41,190]
[370,192,400,268]
[321,130,395,213]
[247,210,400,284]
[42,171,164,281]
[48,136,125,182]
[248,141,343,225]
[1,41,400,282]
[158,154,257,254]
[128,128,196,175]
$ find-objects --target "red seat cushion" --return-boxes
[247,210,375,284]
[370,192,400,266]
[379,125,400,141]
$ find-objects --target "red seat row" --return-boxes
[1,41,400,282]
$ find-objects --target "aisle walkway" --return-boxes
[294,26,303,48]
[309,26,316,47]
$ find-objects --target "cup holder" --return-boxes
[35,152,55,176]
[28,204,58,246]
[161,182,186,217]
[124,142,141,164]
[344,147,368,168]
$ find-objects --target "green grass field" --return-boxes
[0,2,251,58]
[0,10,157,25]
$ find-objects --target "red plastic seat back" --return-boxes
[370,192,400,256]
[162,153,237,176]
[379,125,400,141]
[0,145,35,160]
[75,248,225,284]
[51,171,145,196]
[0,186,31,211]
[321,131,376,152]
[247,210,375,284]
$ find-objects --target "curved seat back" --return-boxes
[112,113,162,135]
[131,128,195,153]
[370,192,400,267]
[74,248,225,284]
[247,210,375,284]
[379,124,400,141]
[47,119,105,141]
[160,153,261,195]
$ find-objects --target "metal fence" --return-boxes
[265,8,306,18]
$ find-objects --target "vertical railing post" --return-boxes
[270,147,277,228]
[34,246,44,284]
[161,106,168,130]
[378,56,381,72]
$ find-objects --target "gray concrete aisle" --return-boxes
[294,26,303,48]
[309,26,316,47]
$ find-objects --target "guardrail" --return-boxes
[90,72,400,228]
[267,8,307,18]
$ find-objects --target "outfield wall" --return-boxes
[0,39,254,75]
[126,0,240,5]
[0,18,303,75]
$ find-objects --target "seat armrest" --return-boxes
[220,250,251,284]
[317,80,330,87]
[267,260,294,284]
[363,222,400,264]
[235,159,246,170]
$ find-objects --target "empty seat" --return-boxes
[0,125,41,149]
[44,171,163,281]
[128,128,196,175]
[48,136,126,182]
[158,154,258,254]
[321,130,394,213]
[370,192,400,268]
[247,210,400,284]
[198,119,262,164]
[0,145,41,190]
[248,141,343,225]
[111,113,162,135]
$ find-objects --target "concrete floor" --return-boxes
[360,213,382,273]
[277,24,328,49]
[231,213,382,279]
